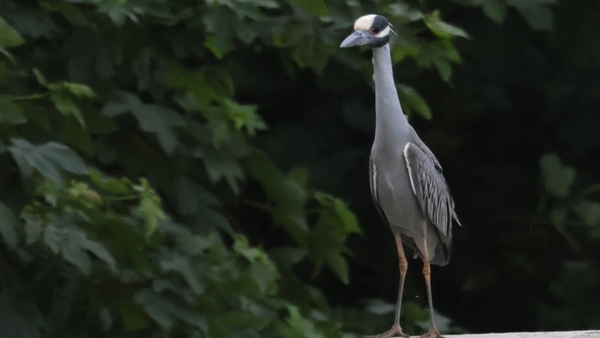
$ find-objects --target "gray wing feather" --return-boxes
[403,140,461,242]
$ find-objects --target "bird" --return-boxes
[340,14,461,338]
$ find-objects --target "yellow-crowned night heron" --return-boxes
[341,14,461,338]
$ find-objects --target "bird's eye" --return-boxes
[372,28,380,34]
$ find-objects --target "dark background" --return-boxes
[1,0,599,337]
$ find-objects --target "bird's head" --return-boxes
[340,14,391,48]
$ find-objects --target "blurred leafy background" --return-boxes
[1,0,599,337]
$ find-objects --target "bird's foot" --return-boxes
[420,327,444,338]
[364,324,410,338]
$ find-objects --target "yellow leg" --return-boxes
[364,235,409,338]
[394,235,408,328]
[421,239,443,338]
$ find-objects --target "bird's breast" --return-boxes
[370,145,428,235]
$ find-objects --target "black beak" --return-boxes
[340,30,375,48]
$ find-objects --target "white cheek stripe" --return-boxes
[375,26,390,38]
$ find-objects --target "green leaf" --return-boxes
[247,149,308,245]
[43,225,117,275]
[159,253,204,294]
[234,235,280,294]
[82,239,118,275]
[325,252,349,284]
[573,201,600,227]
[540,153,575,198]
[61,82,95,98]
[507,0,556,31]
[314,192,362,235]
[102,92,185,154]
[424,11,470,39]
[174,176,218,215]
[49,90,86,126]
[0,17,25,48]
[44,226,91,274]
[0,203,19,248]
[481,0,507,23]
[550,207,568,227]
[223,100,267,136]
[268,247,307,267]
[23,214,42,246]
[392,41,421,63]
[201,7,238,58]
[277,21,332,74]
[204,35,226,59]
[40,1,98,29]
[194,145,244,193]
[62,118,95,156]
[90,169,131,195]
[0,47,15,63]
[333,199,361,234]
[234,235,270,261]
[417,40,461,82]
[388,3,425,22]
[62,238,92,275]
[9,139,88,184]
[277,305,324,338]
[434,60,452,82]
[134,289,208,332]
[33,69,95,126]
[66,182,102,208]
[175,232,222,256]
[398,84,433,120]
[169,69,224,110]
[32,69,48,85]
[0,96,27,124]
[289,0,329,17]
[310,192,360,283]
[133,289,175,330]
[134,179,166,237]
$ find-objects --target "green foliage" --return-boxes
[2,0,420,336]
[424,11,471,39]
[0,96,27,124]
[540,153,575,198]
[507,0,557,31]
[2,0,592,336]
[34,69,95,126]
[0,203,19,248]
[440,0,600,331]
[9,139,89,184]
[398,84,433,120]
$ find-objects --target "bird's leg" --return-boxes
[393,235,409,334]
[421,242,443,338]
[365,235,409,338]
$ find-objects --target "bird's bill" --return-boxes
[340,30,375,48]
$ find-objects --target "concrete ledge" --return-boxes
[440,331,600,338]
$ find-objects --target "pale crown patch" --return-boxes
[354,14,376,31]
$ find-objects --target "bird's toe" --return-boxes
[364,324,410,338]
[420,327,444,338]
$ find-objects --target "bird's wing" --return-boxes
[403,135,461,242]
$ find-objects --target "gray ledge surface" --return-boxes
[424,332,600,338]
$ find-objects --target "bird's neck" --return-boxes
[372,44,409,145]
